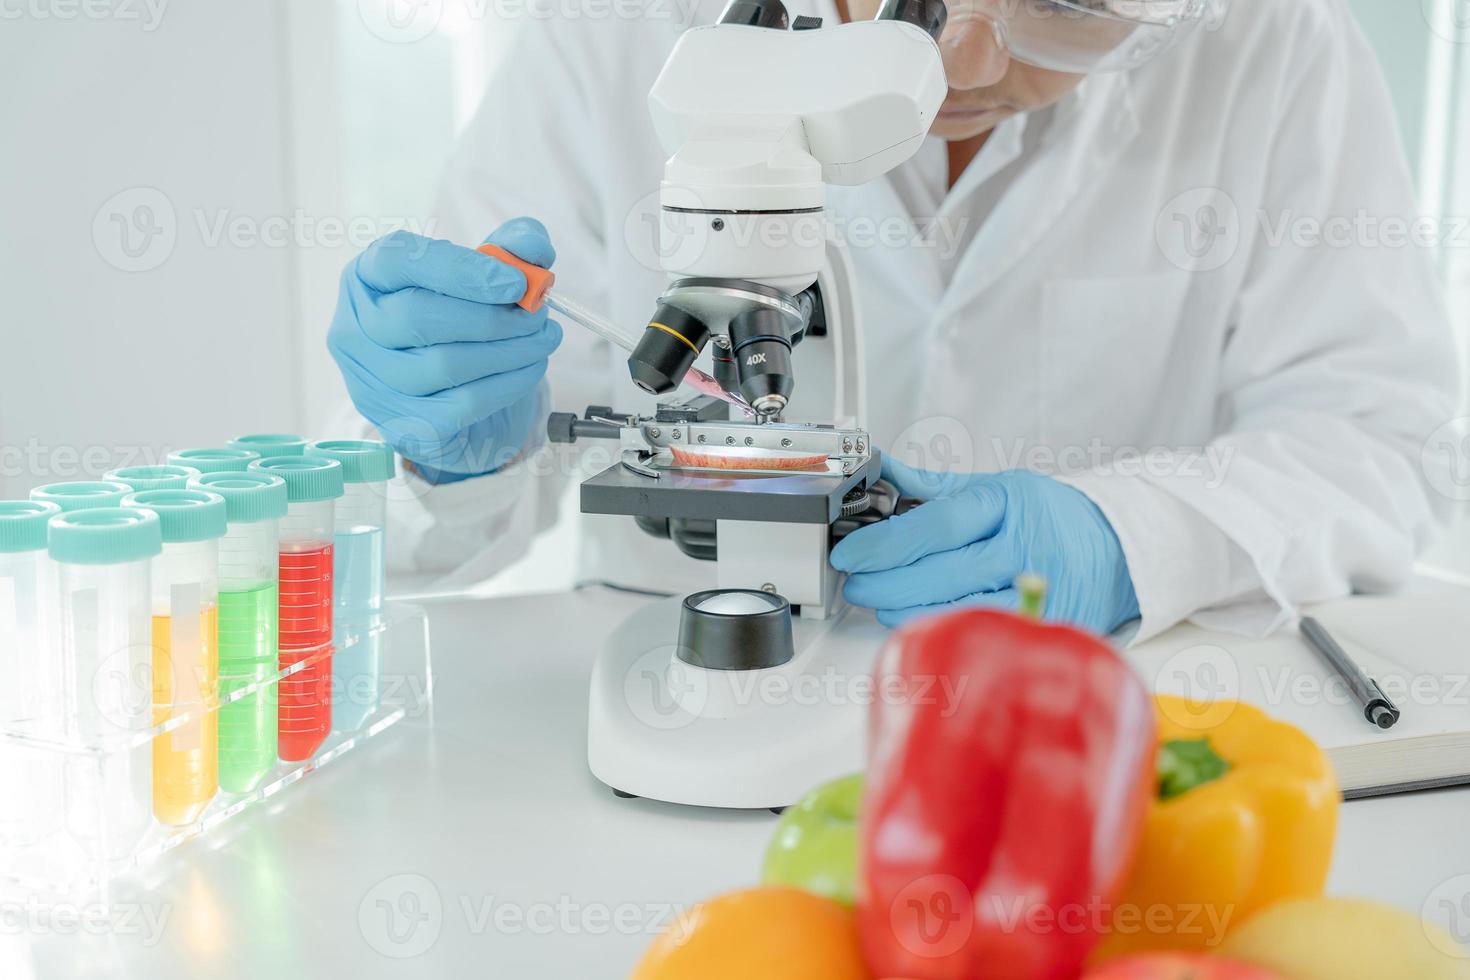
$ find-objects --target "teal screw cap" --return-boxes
[122,489,228,544]
[104,465,202,492]
[305,440,396,484]
[0,500,61,554]
[167,448,261,475]
[48,507,163,566]
[227,434,309,457]
[188,472,288,524]
[248,456,344,503]
[30,481,133,513]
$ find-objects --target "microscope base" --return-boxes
[587,595,888,810]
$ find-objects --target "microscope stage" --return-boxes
[579,453,877,525]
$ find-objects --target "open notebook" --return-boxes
[1125,591,1470,799]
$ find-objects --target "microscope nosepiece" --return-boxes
[627,305,712,395]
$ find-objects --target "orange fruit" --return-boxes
[632,886,869,980]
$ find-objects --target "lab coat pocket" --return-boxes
[1039,273,1192,453]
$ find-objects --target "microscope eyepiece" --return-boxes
[717,0,790,29]
[628,304,712,396]
[874,0,947,41]
[728,307,794,417]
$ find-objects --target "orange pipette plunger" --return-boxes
[478,243,556,312]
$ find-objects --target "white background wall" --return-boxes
[0,2,302,498]
[0,1,497,496]
[2,0,1468,582]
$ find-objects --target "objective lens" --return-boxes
[711,336,740,394]
[627,304,712,396]
[728,308,794,416]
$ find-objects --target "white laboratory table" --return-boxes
[18,586,1470,979]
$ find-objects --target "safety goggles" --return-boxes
[949,0,1218,74]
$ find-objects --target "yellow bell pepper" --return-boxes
[1092,695,1339,961]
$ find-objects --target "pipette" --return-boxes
[478,244,752,414]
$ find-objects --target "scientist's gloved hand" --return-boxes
[831,457,1141,635]
[327,219,563,483]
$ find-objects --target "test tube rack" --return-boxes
[0,601,432,905]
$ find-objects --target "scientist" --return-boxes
[327,0,1460,642]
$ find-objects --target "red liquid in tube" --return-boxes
[278,543,333,760]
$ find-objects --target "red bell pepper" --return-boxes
[858,608,1157,980]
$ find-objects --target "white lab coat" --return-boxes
[375,0,1461,642]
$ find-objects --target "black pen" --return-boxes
[1299,616,1401,730]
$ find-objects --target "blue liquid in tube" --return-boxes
[331,526,384,732]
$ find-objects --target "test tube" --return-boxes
[167,448,261,475]
[123,489,227,826]
[227,434,308,457]
[248,456,343,762]
[105,465,202,493]
[30,481,132,513]
[0,501,64,846]
[305,440,395,732]
[189,472,287,795]
[48,507,161,856]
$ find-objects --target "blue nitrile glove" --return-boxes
[831,456,1141,635]
[327,218,563,483]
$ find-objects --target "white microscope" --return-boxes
[548,0,948,810]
